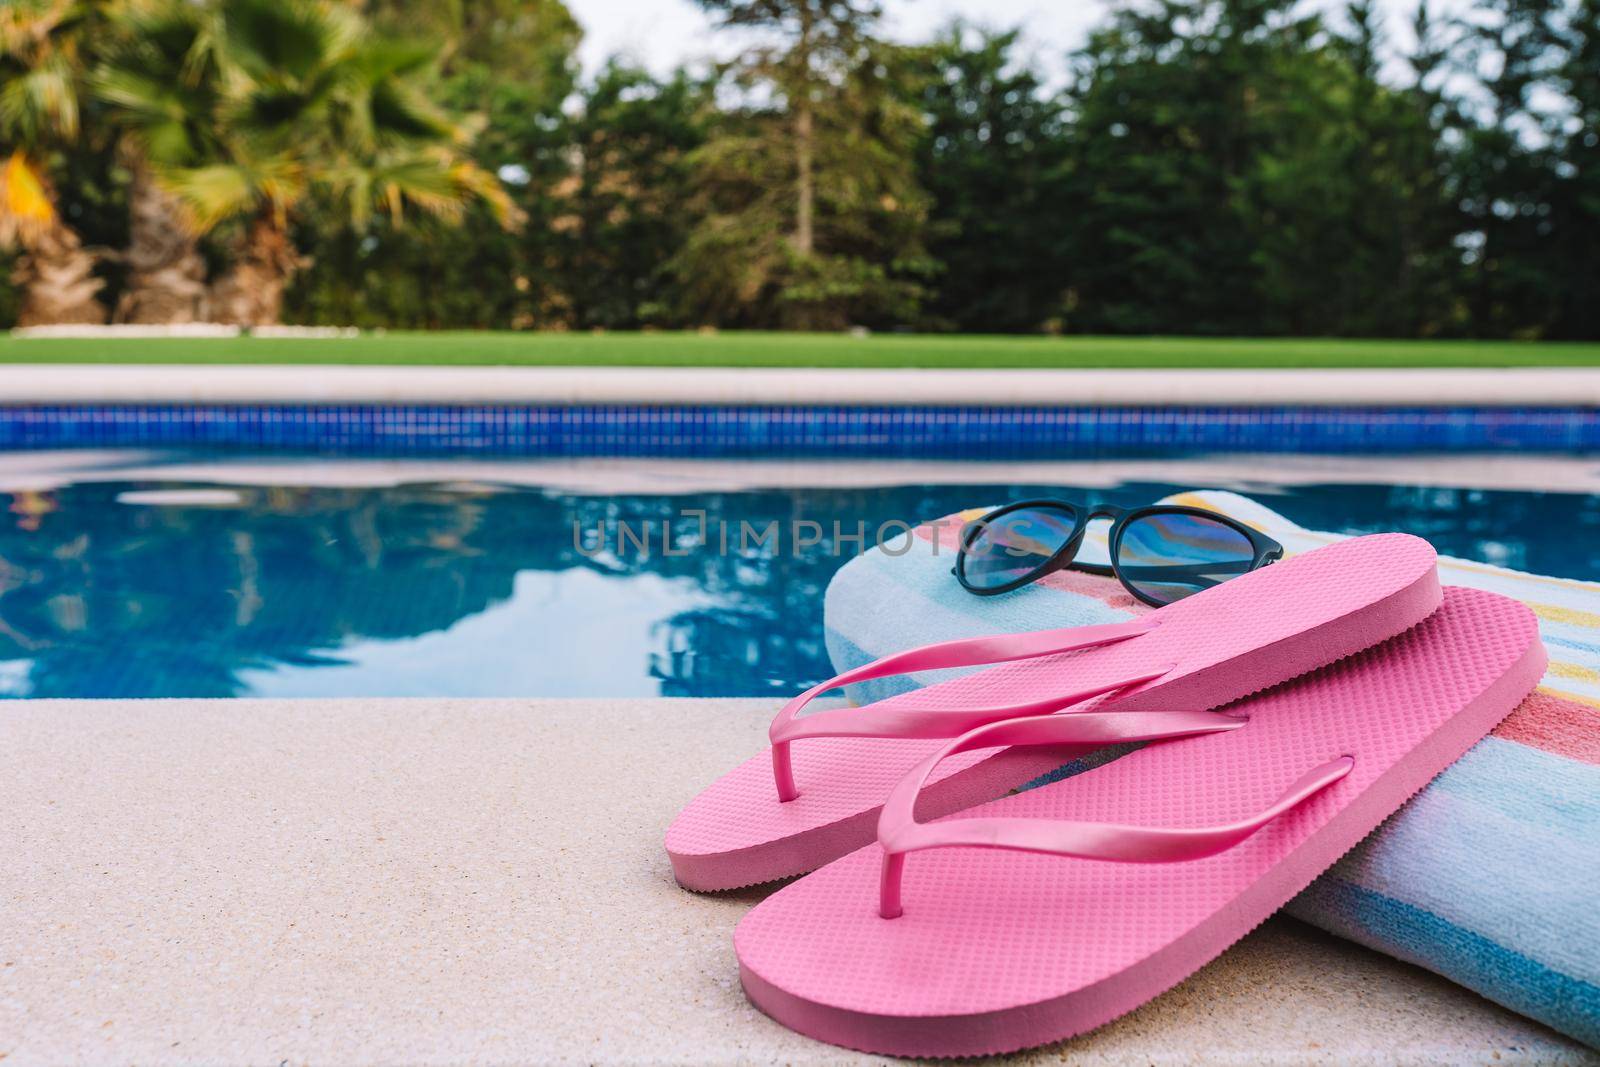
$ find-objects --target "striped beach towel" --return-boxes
[822,490,1600,1047]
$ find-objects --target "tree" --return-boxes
[93,0,226,323]
[155,0,512,325]
[909,25,1070,332]
[1061,0,1322,334]
[1243,2,1464,335]
[1056,0,1466,337]
[1392,0,1472,334]
[284,0,581,329]
[0,0,107,325]
[1451,0,1567,337]
[554,62,709,327]
[1546,0,1600,337]
[680,0,932,328]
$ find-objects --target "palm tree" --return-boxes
[92,0,227,323]
[161,0,512,325]
[0,0,107,325]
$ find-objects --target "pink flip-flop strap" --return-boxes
[768,618,1161,802]
[876,711,1354,918]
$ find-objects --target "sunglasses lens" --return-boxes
[1116,512,1258,605]
[962,506,1078,591]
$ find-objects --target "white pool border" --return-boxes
[4,363,1600,407]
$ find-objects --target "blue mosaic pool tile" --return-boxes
[0,404,1595,456]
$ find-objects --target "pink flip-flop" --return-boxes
[667,533,1441,890]
[734,586,1546,1057]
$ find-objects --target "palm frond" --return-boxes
[156,162,253,231]
[220,0,358,85]
[368,73,461,145]
[85,0,504,245]
[319,151,514,229]
[350,36,440,84]
[0,40,81,141]
[94,0,233,165]
[157,154,305,233]
[450,160,517,226]
[92,65,173,118]
[107,0,226,90]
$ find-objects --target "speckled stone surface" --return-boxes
[1,698,1593,1066]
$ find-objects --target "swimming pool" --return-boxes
[2,456,1598,699]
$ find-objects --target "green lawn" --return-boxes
[2,331,1599,368]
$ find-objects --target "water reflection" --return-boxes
[0,477,1598,699]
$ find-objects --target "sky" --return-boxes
[561,0,1443,83]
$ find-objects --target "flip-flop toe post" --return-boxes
[734,587,1546,1057]
[667,532,1442,891]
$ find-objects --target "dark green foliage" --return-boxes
[908,27,1071,332]
[1243,1,1464,336]
[283,205,524,328]
[283,6,578,329]
[285,57,709,330]
[364,0,583,89]
[1060,0,1279,334]
[1444,0,1600,339]
[1058,0,1445,335]
[1450,0,1568,337]
[6,0,1600,337]
[1552,0,1600,338]
[0,253,19,325]
[553,63,710,328]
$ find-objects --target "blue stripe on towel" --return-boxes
[1542,633,1600,658]
[1429,738,1600,839]
[1291,878,1600,1048]
[1328,763,1600,982]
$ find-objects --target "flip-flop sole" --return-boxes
[734,587,1545,1057]
[669,533,1442,890]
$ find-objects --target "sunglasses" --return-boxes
[954,500,1284,607]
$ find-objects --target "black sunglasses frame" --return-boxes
[954,500,1285,607]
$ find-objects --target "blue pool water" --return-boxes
[1,469,1598,699]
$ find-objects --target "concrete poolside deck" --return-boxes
[3,697,1593,1066]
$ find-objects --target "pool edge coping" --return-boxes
[4,364,1600,407]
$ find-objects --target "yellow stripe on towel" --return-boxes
[1544,661,1600,684]
[1525,601,1600,630]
